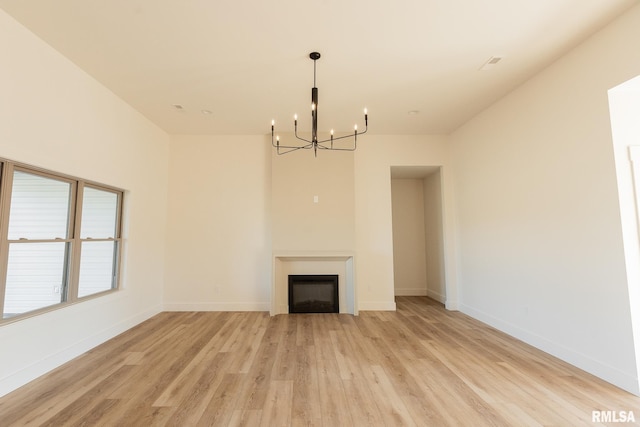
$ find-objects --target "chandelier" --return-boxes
[271,52,368,156]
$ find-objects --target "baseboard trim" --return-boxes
[358,301,397,311]
[0,304,162,398]
[427,290,446,304]
[164,302,270,312]
[459,303,640,396]
[394,288,428,296]
[444,300,459,311]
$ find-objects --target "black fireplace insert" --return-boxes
[288,274,339,313]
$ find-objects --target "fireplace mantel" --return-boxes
[272,251,356,316]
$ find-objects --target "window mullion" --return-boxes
[67,182,84,302]
[115,193,123,290]
[0,162,15,317]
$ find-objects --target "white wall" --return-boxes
[450,4,640,394]
[163,135,271,311]
[354,135,456,310]
[0,10,170,396]
[424,171,446,302]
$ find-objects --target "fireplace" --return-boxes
[272,254,355,315]
[288,274,339,313]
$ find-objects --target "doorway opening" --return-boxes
[609,74,640,395]
[390,166,446,304]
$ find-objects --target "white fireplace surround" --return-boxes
[272,252,356,316]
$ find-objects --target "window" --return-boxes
[78,186,120,298]
[0,159,123,322]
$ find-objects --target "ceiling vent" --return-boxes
[479,56,504,71]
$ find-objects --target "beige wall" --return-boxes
[424,171,446,302]
[0,9,170,396]
[163,134,454,313]
[3,0,639,399]
[271,145,355,252]
[138,6,640,396]
[391,178,428,296]
[164,135,271,310]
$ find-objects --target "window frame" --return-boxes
[75,183,123,299]
[0,158,124,324]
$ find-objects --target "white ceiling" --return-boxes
[1,0,636,136]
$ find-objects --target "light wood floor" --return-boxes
[1,297,639,426]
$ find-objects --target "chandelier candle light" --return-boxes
[271,52,368,156]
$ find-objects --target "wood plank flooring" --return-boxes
[1,296,639,426]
